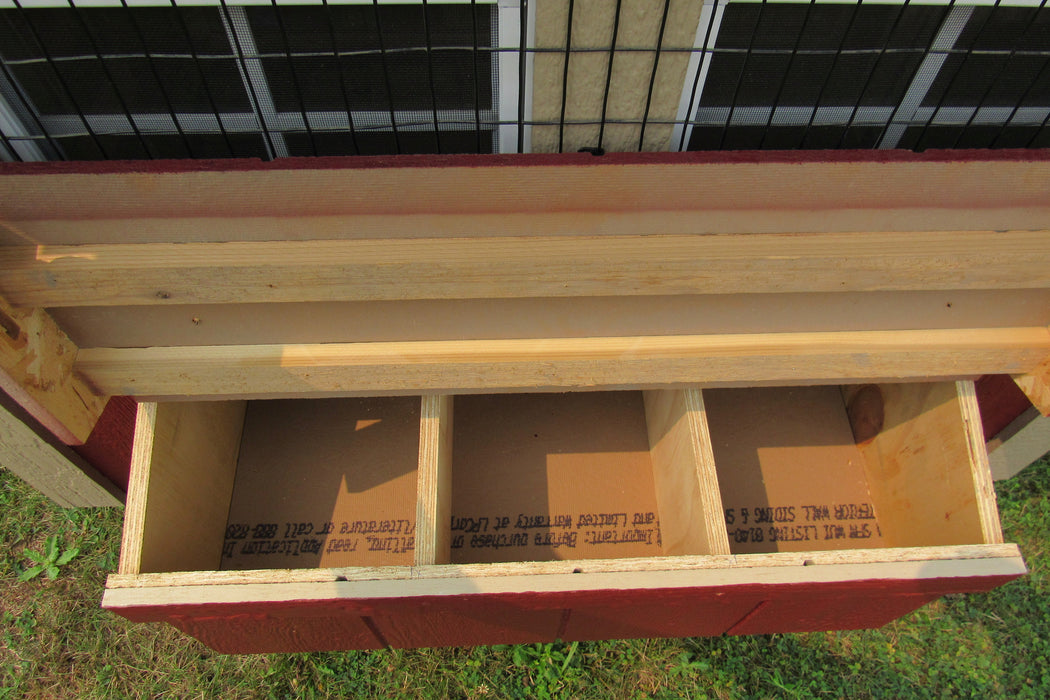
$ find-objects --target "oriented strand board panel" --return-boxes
[532,0,706,152]
[451,392,663,564]
[222,397,420,570]
[704,386,889,555]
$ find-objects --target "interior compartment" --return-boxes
[122,396,421,575]
[222,397,421,569]
[704,383,990,555]
[448,391,725,564]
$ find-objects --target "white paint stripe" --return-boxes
[671,0,727,151]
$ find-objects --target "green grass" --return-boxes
[2,456,1049,699]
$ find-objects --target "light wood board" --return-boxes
[120,401,246,575]
[4,230,1048,308]
[74,327,1050,400]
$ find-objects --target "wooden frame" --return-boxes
[102,381,1025,651]
[1,151,1048,410]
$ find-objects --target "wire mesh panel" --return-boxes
[680,0,1050,152]
[0,0,499,161]
[1,0,1048,161]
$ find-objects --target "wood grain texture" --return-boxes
[74,327,1050,400]
[957,380,1006,545]
[851,382,988,549]
[0,391,120,507]
[415,395,453,566]
[104,544,1025,602]
[0,294,107,444]
[4,231,1049,308]
[119,401,246,575]
[1013,358,1050,416]
[45,289,1050,350]
[643,389,730,556]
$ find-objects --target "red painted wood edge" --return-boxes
[71,396,136,492]
[105,573,1022,651]
[3,148,1049,177]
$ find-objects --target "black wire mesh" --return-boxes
[0,0,1048,161]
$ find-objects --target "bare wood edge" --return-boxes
[0,294,107,444]
[643,389,730,556]
[956,380,1006,545]
[987,407,1050,481]
[683,389,731,556]
[100,545,1024,612]
[117,402,156,575]
[1013,357,1050,416]
[414,395,453,566]
[105,544,1023,589]
[76,328,1050,400]
[4,230,1050,308]
[0,393,121,508]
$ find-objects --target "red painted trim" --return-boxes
[2,148,1048,177]
[108,572,1022,651]
[71,396,136,493]
[976,375,1034,441]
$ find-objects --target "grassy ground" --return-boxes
[1,456,1048,699]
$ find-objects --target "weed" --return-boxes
[18,535,79,581]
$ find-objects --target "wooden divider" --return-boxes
[415,395,454,566]
[644,389,730,556]
[118,401,246,575]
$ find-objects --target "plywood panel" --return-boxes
[531,0,706,153]
[416,395,453,566]
[851,383,987,549]
[121,401,246,575]
[644,389,729,556]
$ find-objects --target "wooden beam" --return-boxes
[75,327,1050,401]
[45,289,1050,350]
[3,154,1049,233]
[3,230,1048,308]
[0,293,107,444]
[0,390,121,508]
